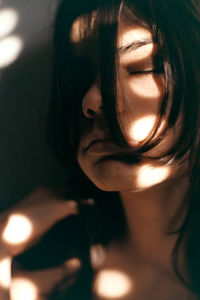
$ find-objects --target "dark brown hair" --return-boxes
[47,0,200,295]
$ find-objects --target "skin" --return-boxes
[0,188,79,300]
[0,6,195,300]
[75,10,195,300]
[77,15,183,192]
[0,7,194,300]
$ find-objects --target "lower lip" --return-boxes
[86,141,119,155]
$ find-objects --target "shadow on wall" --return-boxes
[0,29,68,210]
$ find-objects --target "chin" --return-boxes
[83,170,140,192]
[78,160,136,192]
[78,153,173,193]
[90,179,122,192]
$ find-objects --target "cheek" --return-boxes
[117,75,165,144]
[129,115,158,143]
[129,75,164,99]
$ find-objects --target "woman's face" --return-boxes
[73,11,180,192]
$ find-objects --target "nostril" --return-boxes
[87,108,95,117]
[86,105,103,118]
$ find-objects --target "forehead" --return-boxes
[117,7,153,48]
[70,8,153,56]
[118,21,152,48]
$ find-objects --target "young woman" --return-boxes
[2,0,200,299]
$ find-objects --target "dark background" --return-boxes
[0,0,67,209]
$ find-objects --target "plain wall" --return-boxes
[0,0,67,210]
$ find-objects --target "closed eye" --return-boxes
[129,68,164,76]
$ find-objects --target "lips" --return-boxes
[85,139,121,155]
[85,139,109,150]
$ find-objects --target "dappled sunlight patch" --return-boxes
[70,16,83,44]
[0,35,23,68]
[0,256,11,289]
[10,277,38,300]
[65,257,82,272]
[70,12,96,45]
[120,42,154,65]
[0,8,19,38]
[129,115,156,142]
[94,269,133,299]
[137,164,171,188]
[128,72,164,99]
[118,25,153,57]
[2,214,33,245]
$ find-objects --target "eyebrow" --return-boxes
[118,39,154,56]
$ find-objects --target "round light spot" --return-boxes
[0,35,23,68]
[129,115,156,142]
[0,257,11,289]
[2,214,32,245]
[10,278,38,300]
[0,8,19,38]
[65,258,81,271]
[94,269,132,298]
[137,164,170,188]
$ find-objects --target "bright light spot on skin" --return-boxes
[94,269,132,298]
[70,13,96,44]
[0,35,23,68]
[65,258,82,271]
[119,26,153,51]
[137,164,170,188]
[10,278,38,300]
[2,214,32,245]
[129,115,156,142]
[70,17,82,43]
[0,8,19,38]
[129,73,164,99]
[0,257,11,289]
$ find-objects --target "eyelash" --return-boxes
[129,68,163,76]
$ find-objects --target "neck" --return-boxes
[119,175,189,267]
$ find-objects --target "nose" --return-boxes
[82,81,103,119]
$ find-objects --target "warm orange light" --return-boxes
[0,8,19,38]
[137,164,170,188]
[2,214,33,245]
[70,16,82,43]
[70,12,96,44]
[119,25,152,48]
[0,256,11,289]
[65,257,82,271]
[94,269,132,298]
[10,278,38,300]
[129,115,156,142]
[128,72,164,99]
